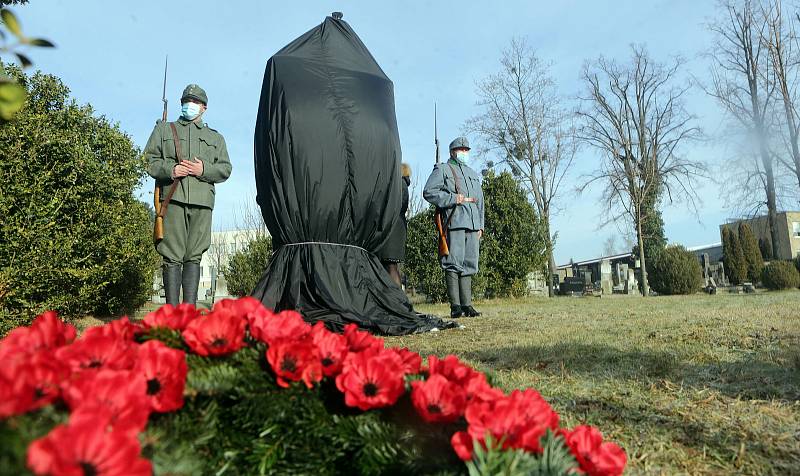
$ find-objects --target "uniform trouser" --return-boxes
[441,229,480,307]
[441,229,480,276]
[157,202,213,266]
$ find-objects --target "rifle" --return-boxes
[152,56,168,244]
[433,103,450,257]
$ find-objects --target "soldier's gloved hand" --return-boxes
[478,230,483,239]
[181,158,204,177]
[172,164,190,179]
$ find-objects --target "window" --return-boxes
[793,222,800,238]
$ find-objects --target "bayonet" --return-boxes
[434,102,440,165]
[161,55,168,122]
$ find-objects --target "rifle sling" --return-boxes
[158,122,184,218]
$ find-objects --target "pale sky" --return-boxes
[18,0,742,263]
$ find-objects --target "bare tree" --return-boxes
[577,46,704,296]
[761,0,800,201]
[705,0,781,257]
[407,174,427,217]
[232,192,270,242]
[465,38,576,297]
[602,234,619,257]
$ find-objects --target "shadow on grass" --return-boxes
[465,343,800,401]
[550,394,798,475]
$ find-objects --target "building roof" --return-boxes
[557,252,633,270]
[685,242,722,252]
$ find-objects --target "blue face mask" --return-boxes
[181,102,202,120]
[455,150,469,162]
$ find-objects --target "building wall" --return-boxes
[784,211,800,258]
[719,212,800,261]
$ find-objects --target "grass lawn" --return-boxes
[385,291,800,475]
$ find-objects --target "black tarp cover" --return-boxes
[252,15,456,335]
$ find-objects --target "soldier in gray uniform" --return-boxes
[144,84,232,306]
[423,136,484,318]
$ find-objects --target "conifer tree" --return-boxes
[722,226,747,285]
[738,223,763,283]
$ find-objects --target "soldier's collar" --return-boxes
[448,158,463,166]
[176,117,206,129]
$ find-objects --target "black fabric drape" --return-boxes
[251,15,457,335]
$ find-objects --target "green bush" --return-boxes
[649,245,703,295]
[0,66,158,335]
[761,261,800,290]
[404,207,447,301]
[478,171,546,298]
[224,234,273,297]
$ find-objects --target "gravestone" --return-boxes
[600,259,613,295]
[625,269,637,294]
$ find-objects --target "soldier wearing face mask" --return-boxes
[423,136,484,318]
[144,84,232,306]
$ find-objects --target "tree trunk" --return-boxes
[543,215,555,297]
[636,212,649,297]
[764,161,782,259]
[757,130,782,259]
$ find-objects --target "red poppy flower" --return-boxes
[411,374,467,423]
[343,323,384,353]
[143,303,201,331]
[248,308,311,345]
[182,309,247,356]
[450,431,474,461]
[81,317,138,342]
[311,322,349,377]
[1,351,70,417]
[27,407,151,476]
[266,339,322,389]
[426,354,480,387]
[393,348,422,375]
[562,425,627,476]
[55,334,137,375]
[0,366,25,418]
[463,373,504,404]
[464,389,559,454]
[214,296,265,319]
[132,340,188,413]
[335,348,405,410]
[62,369,150,434]
[0,311,76,363]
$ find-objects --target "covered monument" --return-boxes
[252,14,456,335]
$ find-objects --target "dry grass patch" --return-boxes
[388,292,800,475]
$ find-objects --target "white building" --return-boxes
[152,228,267,304]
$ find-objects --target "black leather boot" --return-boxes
[162,264,182,306]
[182,262,201,305]
[446,271,462,317]
[459,275,481,317]
[462,305,482,317]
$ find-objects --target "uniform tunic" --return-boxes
[144,118,232,264]
[423,159,484,276]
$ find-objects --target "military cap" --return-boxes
[181,84,208,105]
[449,136,470,151]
